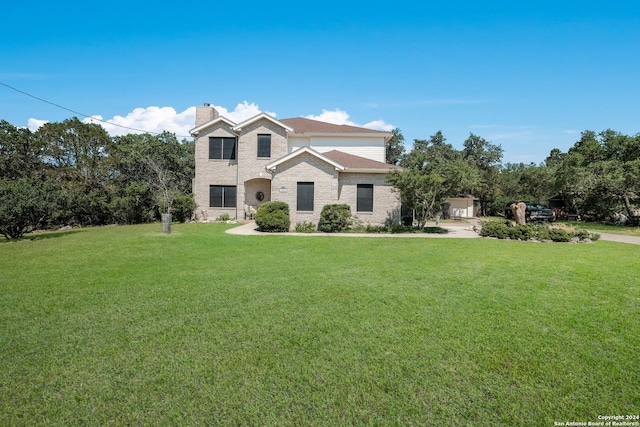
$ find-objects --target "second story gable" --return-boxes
[190,103,392,170]
[279,117,389,163]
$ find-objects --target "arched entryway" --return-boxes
[244,178,271,217]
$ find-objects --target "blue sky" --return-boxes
[1,1,639,164]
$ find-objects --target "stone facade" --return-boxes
[269,152,340,225]
[191,105,400,228]
[337,173,400,225]
[193,121,237,221]
[236,118,288,217]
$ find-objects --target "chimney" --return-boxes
[195,102,219,126]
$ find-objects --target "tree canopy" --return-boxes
[0,118,195,238]
[386,127,639,225]
[388,131,479,227]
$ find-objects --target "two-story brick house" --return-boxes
[190,103,401,228]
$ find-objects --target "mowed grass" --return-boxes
[565,221,640,237]
[1,224,638,426]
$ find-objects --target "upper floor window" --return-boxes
[257,134,271,158]
[209,137,236,160]
[357,184,374,212]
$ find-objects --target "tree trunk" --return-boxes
[622,195,638,226]
[162,213,172,234]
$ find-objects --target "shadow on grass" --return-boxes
[1,229,85,244]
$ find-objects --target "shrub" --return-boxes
[217,213,231,222]
[318,204,351,232]
[364,224,389,233]
[422,226,449,234]
[349,216,366,232]
[479,220,510,239]
[255,201,290,232]
[508,224,534,241]
[295,221,316,233]
[0,178,62,239]
[530,223,551,241]
[171,193,197,222]
[548,228,570,242]
[571,229,590,241]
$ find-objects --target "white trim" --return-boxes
[232,113,294,133]
[189,116,236,136]
[265,146,345,172]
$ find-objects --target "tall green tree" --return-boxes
[0,178,62,239]
[462,133,503,216]
[0,120,44,179]
[389,132,478,227]
[385,128,405,165]
[34,118,114,225]
[553,130,640,224]
[109,132,195,223]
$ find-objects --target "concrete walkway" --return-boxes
[226,220,481,238]
[592,232,640,245]
[226,220,640,245]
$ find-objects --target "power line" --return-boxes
[0,81,193,138]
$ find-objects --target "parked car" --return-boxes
[505,201,556,222]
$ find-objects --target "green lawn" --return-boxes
[564,221,640,237]
[1,224,638,426]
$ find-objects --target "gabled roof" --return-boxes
[189,116,236,136]
[323,150,401,173]
[232,113,293,133]
[265,146,345,172]
[280,117,391,139]
[265,147,400,174]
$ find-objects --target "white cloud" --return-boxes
[26,102,393,137]
[305,108,394,131]
[214,101,276,123]
[28,118,48,132]
[83,106,196,137]
[80,102,274,137]
[306,109,353,125]
[362,119,395,132]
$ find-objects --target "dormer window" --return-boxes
[257,134,271,158]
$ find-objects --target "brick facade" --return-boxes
[269,152,340,225]
[191,105,400,228]
[338,173,400,225]
[193,122,237,221]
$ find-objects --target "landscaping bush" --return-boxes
[530,223,551,241]
[479,220,511,239]
[349,216,366,232]
[480,221,599,244]
[571,229,590,241]
[548,228,570,242]
[318,204,351,232]
[508,224,534,241]
[216,213,231,222]
[295,221,316,233]
[171,193,197,222]
[255,201,290,232]
[364,224,389,233]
